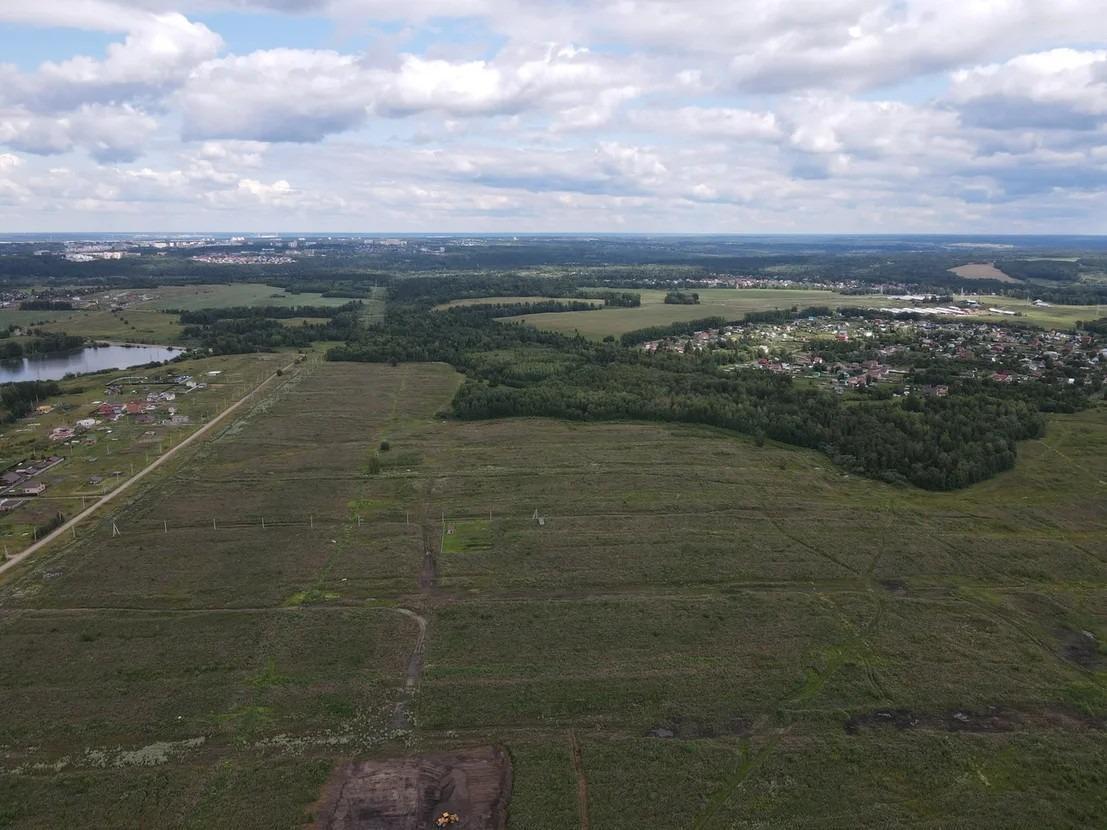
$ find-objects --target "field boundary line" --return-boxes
[0,356,302,580]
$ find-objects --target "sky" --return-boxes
[0,1,1106,233]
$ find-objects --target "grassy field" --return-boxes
[0,308,186,344]
[138,284,356,312]
[501,288,1103,338]
[966,294,1105,329]
[500,288,903,338]
[1,360,1104,828]
[435,296,601,310]
[0,284,384,345]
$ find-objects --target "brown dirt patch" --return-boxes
[949,262,1020,283]
[311,746,511,830]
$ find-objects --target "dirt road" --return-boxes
[0,358,299,579]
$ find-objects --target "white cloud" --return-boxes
[178,49,370,141]
[5,12,221,112]
[177,42,643,141]
[0,104,157,162]
[631,106,781,141]
[4,0,1107,230]
[950,49,1107,127]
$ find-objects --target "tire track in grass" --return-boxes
[569,730,591,830]
[690,592,887,829]
[389,606,428,731]
[765,514,859,576]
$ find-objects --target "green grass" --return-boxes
[0,308,185,344]
[1,360,1105,828]
[500,287,1102,338]
[138,283,355,311]
[964,294,1103,329]
[0,284,380,346]
[441,518,492,553]
[500,288,900,338]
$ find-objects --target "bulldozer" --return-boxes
[434,812,460,827]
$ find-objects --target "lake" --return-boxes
[0,344,184,383]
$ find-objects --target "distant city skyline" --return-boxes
[1,1,1106,233]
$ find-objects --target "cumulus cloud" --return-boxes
[178,49,369,141]
[0,7,219,160]
[950,49,1107,128]
[177,42,642,141]
[0,104,158,162]
[630,107,781,141]
[4,0,1107,230]
[3,12,221,112]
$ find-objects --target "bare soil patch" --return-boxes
[845,706,1104,735]
[1058,627,1104,670]
[878,578,908,596]
[311,746,511,830]
[949,262,1020,283]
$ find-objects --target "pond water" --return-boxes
[0,344,184,383]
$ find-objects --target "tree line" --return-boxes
[325,287,1084,489]
[0,332,85,359]
[1,380,64,422]
[175,302,361,325]
[180,304,363,354]
[664,291,700,304]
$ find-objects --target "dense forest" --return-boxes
[6,236,1107,303]
[0,380,63,422]
[325,279,1090,490]
[180,303,363,354]
[994,259,1080,282]
[0,332,85,359]
[664,291,700,304]
[176,303,358,325]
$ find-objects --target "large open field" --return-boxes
[966,294,1104,329]
[502,288,1102,338]
[0,285,385,345]
[500,288,888,338]
[1,360,1105,827]
[137,284,364,312]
